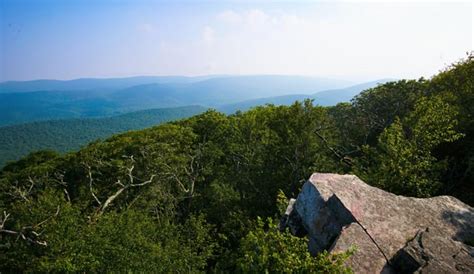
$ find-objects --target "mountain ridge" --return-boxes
[219,79,393,113]
[0,75,355,126]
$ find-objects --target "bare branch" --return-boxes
[126,165,135,185]
[63,189,71,203]
[26,177,35,194]
[114,179,125,187]
[99,187,126,216]
[53,172,71,202]
[83,156,161,217]
[86,164,102,206]
[34,205,60,228]
[0,206,60,246]
[90,161,157,216]
[172,174,190,193]
[130,174,156,187]
[0,211,10,230]
[314,127,352,166]
[8,178,36,202]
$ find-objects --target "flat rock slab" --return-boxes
[289,173,474,273]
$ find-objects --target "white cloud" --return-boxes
[202,26,215,44]
[244,9,269,26]
[217,10,242,24]
[138,4,471,80]
[191,4,472,80]
[218,9,271,27]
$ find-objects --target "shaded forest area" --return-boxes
[0,56,472,272]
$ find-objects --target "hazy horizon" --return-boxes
[0,74,388,84]
[1,1,472,82]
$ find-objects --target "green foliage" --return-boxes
[347,79,428,147]
[0,106,206,168]
[326,55,474,202]
[428,54,474,202]
[276,189,289,215]
[0,100,350,272]
[1,188,217,272]
[1,56,474,272]
[222,101,344,217]
[1,150,60,174]
[356,95,463,197]
[238,217,353,273]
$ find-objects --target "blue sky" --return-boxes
[0,0,472,81]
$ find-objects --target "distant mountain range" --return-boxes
[0,75,221,93]
[0,75,395,167]
[0,75,390,126]
[0,106,207,167]
[218,79,392,113]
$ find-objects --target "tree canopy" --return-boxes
[1,55,473,272]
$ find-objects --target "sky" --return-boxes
[0,0,472,82]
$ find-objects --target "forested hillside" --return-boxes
[0,106,206,168]
[0,56,472,272]
[0,75,351,126]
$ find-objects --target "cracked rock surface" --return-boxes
[281,173,474,273]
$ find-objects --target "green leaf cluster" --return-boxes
[238,217,354,273]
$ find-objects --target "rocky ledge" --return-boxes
[280,173,474,273]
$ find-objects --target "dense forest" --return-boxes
[0,106,206,168]
[0,56,472,272]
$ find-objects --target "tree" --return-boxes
[349,79,427,147]
[238,217,353,273]
[357,95,463,197]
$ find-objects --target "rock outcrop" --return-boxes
[281,173,474,273]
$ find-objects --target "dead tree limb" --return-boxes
[314,127,353,166]
[85,158,157,217]
[85,164,102,207]
[6,178,35,202]
[54,172,71,202]
[0,206,60,246]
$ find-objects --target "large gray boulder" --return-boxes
[281,173,474,273]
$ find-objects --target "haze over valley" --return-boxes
[0,75,391,126]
